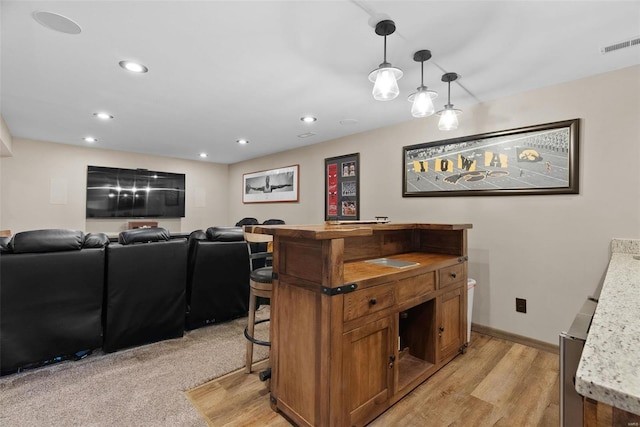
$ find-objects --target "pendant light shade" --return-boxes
[438,108,460,131]
[436,72,462,130]
[369,20,402,101]
[369,65,402,101]
[407,50,437,117]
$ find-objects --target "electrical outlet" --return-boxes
[516,298,527,313]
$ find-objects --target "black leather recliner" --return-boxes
[103,227,187,352]
[185,226,250,330]
[0,229,109,374]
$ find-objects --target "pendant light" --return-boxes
[407,50,438,117]
[368,20,403,101]
[437,72,462,131]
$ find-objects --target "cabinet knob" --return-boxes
[369,298,377,306]
[450,273,457,279]
[439,326,445,332]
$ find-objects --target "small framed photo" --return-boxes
[325,153,359,220]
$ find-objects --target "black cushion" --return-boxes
[118,227,170,245]
[250,266,273,284]
[0,237,10,253]
[206,226,245,242]
[83,232,110,248]
[8,229,84,253]
[263,219,285,225]
[235,217,259,226]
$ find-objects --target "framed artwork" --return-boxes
[325,153,360,220]
[403,119,580,197]
[243,164,299,203]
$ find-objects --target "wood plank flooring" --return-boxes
[185,332,559,426]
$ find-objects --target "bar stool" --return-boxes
[244,230,273,375]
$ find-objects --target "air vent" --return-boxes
[600,36,640,54]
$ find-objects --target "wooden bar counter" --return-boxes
[249,222,472,427]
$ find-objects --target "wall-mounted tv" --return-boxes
[86,166,185,218]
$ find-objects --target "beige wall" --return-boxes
[0,139,230,234]
[228,65,640,344]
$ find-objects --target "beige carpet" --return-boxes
[0,308,269,427]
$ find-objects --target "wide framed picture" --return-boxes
[403,119,580,197]
[243,164,299,203]
[325,153,360,220]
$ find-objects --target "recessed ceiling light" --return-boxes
[199,153,208,158]
[83,137,97,143]
[94,112,114,120]
[33,11,81,34]
[236,139,249,145]
[119,60,148,73]
[300,116,317,123]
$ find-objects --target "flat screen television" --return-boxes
[86,166,185,218]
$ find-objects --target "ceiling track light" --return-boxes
[436,72,462,131]
[368,20,403,101]
[407,50,438,118]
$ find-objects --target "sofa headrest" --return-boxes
[188,229,207,242]
[118,227,170,245]
[263,219,285,225]
[83,232,110,248]
[0,236,10,253]
[8,229,84,254]
[235,217,259,227]
[206,226,245,242]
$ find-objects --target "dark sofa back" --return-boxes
[0,230,109,374]
[103,228,187,352]
[185,226,250,329]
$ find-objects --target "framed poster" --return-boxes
[243,164,299,203]
[325,153,360,220]
[403,119,580,197]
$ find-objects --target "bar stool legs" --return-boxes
[244,281,272,374]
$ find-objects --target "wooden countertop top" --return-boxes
[247,222,472,240]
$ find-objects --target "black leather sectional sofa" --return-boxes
[0,226,250,375]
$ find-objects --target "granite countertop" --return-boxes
[575,239,640,415]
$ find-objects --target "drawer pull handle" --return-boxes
[369,298,377,306]
[450,273,457,279]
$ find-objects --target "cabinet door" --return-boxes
[342,315,396,427]
[438,286,465,363]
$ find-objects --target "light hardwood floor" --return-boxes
[186,332,559,426]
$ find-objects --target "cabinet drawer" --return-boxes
[344,283,395,322]
[439,263,465,289]
[397,272,436,304]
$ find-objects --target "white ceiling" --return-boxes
[2,1,639,164]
